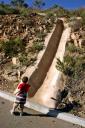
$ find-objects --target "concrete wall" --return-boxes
[29,20,64,97]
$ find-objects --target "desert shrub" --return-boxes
[19,53,37,66]
[1,37,25,57]
[19,7,30,16]
[46,12,56,23]
[56,57,74,77]
[0,42,2,51]
[30,41,44,53]
[56,54,85,79]
[19,54,30,66]
[66,43,79,53]
[45,22,53,32]
[0,4,19,14]
[69,18,82,32]
[0,9,6,14]
[66,43,85,54]
[36,32,47,41]
[26,19,35,27]
[46,12,54,18]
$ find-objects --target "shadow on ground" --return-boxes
[14,102,74,117]
[13,111,52,117]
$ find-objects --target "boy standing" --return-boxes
[11,76,30,116]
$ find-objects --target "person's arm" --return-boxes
[13,82,22,95]
[13,88,20,95]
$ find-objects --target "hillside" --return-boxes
[0,10,56,91]
[0,4,85,118]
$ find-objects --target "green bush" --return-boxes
[66,43,85,54]
[29,41,44,53]
[66,44,85,78]
[0,4,19,14]
[56,51,85,78]
[19,54,29,66]
[32,42,44,52]
[19,7,30,16]
[56,57,74,77]
[1,37,25,57]
[19,53,37,66]
[36,32,47,41]
[0,9,6,14]
[46,13,55,21]
[66,43,78,53]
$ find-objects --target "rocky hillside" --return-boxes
[0,4,85,118]
[0,12,56,90]
[56,17,85,118]
[0,14,53,42]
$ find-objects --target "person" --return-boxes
[10,76,31,116]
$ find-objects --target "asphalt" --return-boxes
[0,97,82,128]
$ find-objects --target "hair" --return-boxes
[22,76,28,83]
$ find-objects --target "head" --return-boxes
[22,76,28,83]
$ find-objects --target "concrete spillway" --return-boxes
[25,20,71,108]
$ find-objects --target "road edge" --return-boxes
[0,90,85,127]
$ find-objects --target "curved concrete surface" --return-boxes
[25,20,71,108]
[28,20,64,96]
[31,27,71,108]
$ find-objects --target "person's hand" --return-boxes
[14,88,20,95]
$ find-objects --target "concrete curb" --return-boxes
[0,90,85,127]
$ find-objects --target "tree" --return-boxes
[23,3,28,8]
[0,1,4,5]
[10,0,28,8]
[33,0,45,9]
[53,4,59,8]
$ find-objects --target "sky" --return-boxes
[0,0,85,10]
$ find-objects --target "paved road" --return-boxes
[0,97,81,128]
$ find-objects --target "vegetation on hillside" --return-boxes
[0,0,85,20]
[56,44,85,78]
[56,42,85,117]
[0,0,85,117]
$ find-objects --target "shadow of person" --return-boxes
[13,111,51,117]
[22,113,50,117]
[13,111,32,116]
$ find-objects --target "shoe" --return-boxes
[20,112,23,116]
[10,109,14,115]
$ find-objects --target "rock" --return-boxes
[68,96,74,103]
[69,18,82,32]
[0,30,2,34]
[20,66,27,72]
[12,57,20,66]
[2,74,17,81]
[11,72,17,76]
[0,70,4,75]
[80,30,85,38]
[80,39,85,48]
[9,76,18,81]
[12,57,17,65]
[4,70,12,75]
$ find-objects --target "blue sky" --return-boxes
[0,0,85,10]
